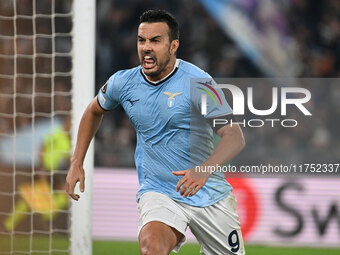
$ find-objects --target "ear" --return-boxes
[170,40,179,56]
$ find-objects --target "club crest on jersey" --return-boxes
[163,92,182,108]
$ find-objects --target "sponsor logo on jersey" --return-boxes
[163,92,182,108]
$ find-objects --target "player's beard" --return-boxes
[141,47,171,79]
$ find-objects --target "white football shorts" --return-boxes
[137,191,245,255]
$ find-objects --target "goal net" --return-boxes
[0,0,94,254]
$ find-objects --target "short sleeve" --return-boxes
[191,78,232,118]
[97,73,121,110]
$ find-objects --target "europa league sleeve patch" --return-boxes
[101,82,107,94]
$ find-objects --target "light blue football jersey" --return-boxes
[97,59,233,207]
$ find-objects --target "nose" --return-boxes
[142,40,152,52]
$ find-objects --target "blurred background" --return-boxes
[0,0,339,254]
[94,0,340,168]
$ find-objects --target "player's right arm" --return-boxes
[65,96,105,201]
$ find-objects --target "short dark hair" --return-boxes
[139,10,179,42]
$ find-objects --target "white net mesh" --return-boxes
[0,0,73,254]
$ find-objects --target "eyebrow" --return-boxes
[138,35,162,40]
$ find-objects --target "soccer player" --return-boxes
[66,10,246,255]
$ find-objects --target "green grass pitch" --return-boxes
[94,241,340,255]
[1,236,340,254]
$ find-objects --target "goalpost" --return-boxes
[0,0,95,254]
[71,0,95,255]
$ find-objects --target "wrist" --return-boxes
[194,165,214,177]
[71,157,83,166]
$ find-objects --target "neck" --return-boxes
[148,57,176,82]
[142,59,180,85]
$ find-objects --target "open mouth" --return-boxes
[143,55,156,69]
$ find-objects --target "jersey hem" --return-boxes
[136,189,231,208]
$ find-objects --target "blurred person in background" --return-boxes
[4,116,70,232]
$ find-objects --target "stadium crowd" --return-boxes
[94,0,340,167]
[0,0,72,134]
[0,0,72,233]
[0,0,339,168]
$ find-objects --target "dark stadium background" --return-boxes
[0,0,339,254]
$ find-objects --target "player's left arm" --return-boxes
[173,123,245,198]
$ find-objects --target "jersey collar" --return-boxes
[140,59,180,86]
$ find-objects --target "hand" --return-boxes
[173,169,210,198]
[65,162,85,201]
